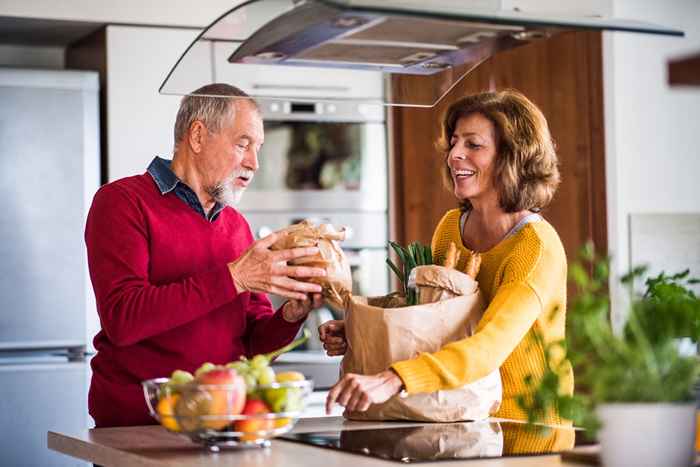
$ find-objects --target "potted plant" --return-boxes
[518,244,700,467]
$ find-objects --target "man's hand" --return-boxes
[228,231,326,301]
[325,370,404,414]
[319,320,346,356]
[282,293,323,323]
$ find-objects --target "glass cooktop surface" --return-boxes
[280,420,576,463]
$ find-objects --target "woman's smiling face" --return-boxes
[447,112,499,203]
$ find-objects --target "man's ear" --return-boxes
[188,120,207,154]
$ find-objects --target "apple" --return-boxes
[234,399,274,440]
[192,368,246,429]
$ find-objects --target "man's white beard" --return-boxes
[218,184,244,207]
[207,169,254,207]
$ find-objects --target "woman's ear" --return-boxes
[188,120,207,154]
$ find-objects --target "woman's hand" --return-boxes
[325,370,404,414]
[319,320,346,356]
[281,294,324,323]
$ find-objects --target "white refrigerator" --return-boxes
[0,68,100,467]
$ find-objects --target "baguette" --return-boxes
[465,251,481,279]
[443,242,461,270]
[442,241,481,279]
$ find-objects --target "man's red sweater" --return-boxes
[85,173,301,427]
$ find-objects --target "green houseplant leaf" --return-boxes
[518,243,700,436]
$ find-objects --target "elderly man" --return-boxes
[85,84,325,427]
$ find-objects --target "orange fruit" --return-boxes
[274,371,305,383]
[274,417,291,428]
[156,394,181,432]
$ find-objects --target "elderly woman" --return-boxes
[321,89,573,425]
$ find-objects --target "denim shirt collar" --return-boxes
[148,156,179,195]
[147,156,225,222]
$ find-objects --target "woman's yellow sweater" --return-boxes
[391,209,573,424]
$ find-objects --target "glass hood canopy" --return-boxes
[160,0,683,107]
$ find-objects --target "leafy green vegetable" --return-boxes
[518,243,700,437]
[386,241,433,305]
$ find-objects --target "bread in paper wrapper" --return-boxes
[342,265,502,422]
[410,264,478,304]
[270,220,352,309]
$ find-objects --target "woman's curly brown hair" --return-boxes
[437,89,560,213]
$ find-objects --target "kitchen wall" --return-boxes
[603,0,700,323]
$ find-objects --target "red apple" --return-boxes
[196,368,246,429]
[234,399,274,440]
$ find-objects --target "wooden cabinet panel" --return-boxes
[390,32,607,266]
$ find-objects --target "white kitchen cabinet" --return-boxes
[104,26,199,181]
[68,24,222,181]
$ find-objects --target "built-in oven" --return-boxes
[239,99,390,360]
[238,100,387,214]
[239,100,390,390]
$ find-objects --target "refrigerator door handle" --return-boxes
[49,347,90,362]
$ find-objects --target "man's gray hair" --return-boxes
[173,83,258,148]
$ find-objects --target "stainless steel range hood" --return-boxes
[160,0,683,107]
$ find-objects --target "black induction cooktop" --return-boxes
[280,420,576,463]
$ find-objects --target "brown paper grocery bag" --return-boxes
[342,279,502,422]
[270,220,352,310]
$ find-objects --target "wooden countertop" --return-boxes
[48,417,596,467]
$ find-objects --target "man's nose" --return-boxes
[244,148,259,172]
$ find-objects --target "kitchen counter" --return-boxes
[48,417,597,467]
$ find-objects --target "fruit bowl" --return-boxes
[143,377,313,451]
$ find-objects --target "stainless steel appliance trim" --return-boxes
[242,211,388,249]
[0,341,87,351]
[237,191,387,212]
[0,362,87,372]
[259,98,385,122]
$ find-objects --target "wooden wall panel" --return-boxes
[390,32,607,267]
